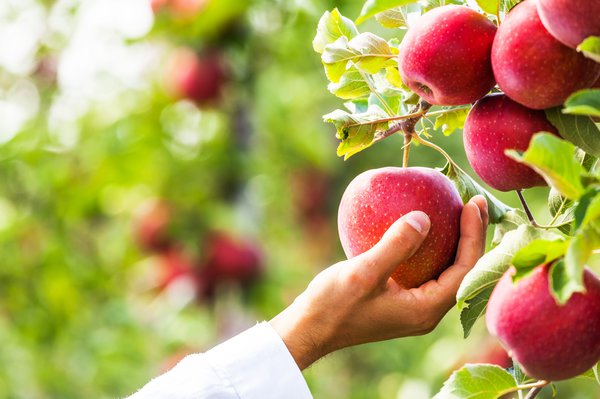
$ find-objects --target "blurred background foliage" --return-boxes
[0,0,597,398]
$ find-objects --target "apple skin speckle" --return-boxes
[487,265,600,381]
[338,167,463,288]
[463,93,559,192]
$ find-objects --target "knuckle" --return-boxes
[341,267,377,295]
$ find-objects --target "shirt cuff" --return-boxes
[205,321,313,399]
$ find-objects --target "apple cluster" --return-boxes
[336,0,600,383]
[399,0,599,193]
[133,199,263,302]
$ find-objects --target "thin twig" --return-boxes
[516,190,540,228]
[403,133,411,167]
[523,381,549,399]
[374,100,432,143]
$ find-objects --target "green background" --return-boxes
[0,0,596,398]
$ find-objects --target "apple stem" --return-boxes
[516,190,541,228]
[374,99,432,143]
[403,133,411,167]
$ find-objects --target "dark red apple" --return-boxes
[291,168,331,222]
[338,167,463,288]
[492,0,600,110]
[463,94,559,191]
[133,199,171,252]
[537,0,600,49]
[202,232,263,285]
[397,5,497,106]
[166,48,226,105]
[487,265,600,381]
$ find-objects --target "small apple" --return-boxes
[397,5,497,106]
[165,48,226,105]
[487,265,600,381]
[133,199,171,252]
[492,0,600,109]
[537,0,600,49]
[202,232,263,285]
[290,168,331,222]
[463,94,559,191]
[338,167,463,288]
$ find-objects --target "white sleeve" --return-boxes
[126,322,313,399]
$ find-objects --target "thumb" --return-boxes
[349,211,431,283]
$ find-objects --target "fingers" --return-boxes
[469,195,489,252]
[429,196,487,307]
[348,211,431,284]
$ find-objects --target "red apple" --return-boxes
[537,0,600,49]
[338,167,463,288]
[463,94,559,191]
[202,232,263,285]
[133,199,171,252]
[165,48,226,105]
[492,0,600,110]
[291,168,331,222]
[487,265,600,381]
[397,5,497,106]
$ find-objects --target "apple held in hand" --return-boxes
[338,167,463,288]
[492,0,600,110]
[537,0,600,50]
[463,94,558,191]
[487,265,600,381]
[397,5,497,106]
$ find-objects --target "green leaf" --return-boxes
[323,105,389,159]
[475,0,500,15]
[348,33,395,74]
[512,239,568,281]
[328,68,371,99]
[555,226,600,303]
[459,286,494,338]
[441,163,513,224]
[573,189,600,230]
[510,361,527,385]
[548,188,575,235]
[545,107,600,158]
[384,66,404,88]
[356,0,419,25]
[457,225,561,311]
[506,133,586,200]
[375,7,407,28]
[577,36,600,63]
[322,33,395,80]
[550,258,584,305]
[491,209,528,248]
[564,89,600,118]
[580,363,600,385]
[421,0,444,12]
[313,8,359,54]
[433,364,517,399]
[501,0,522,13]
[434,108,470,136]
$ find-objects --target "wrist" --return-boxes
[270,295,335,370]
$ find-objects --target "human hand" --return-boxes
[270,195,488,370]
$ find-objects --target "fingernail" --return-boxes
[405,211,431,234]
